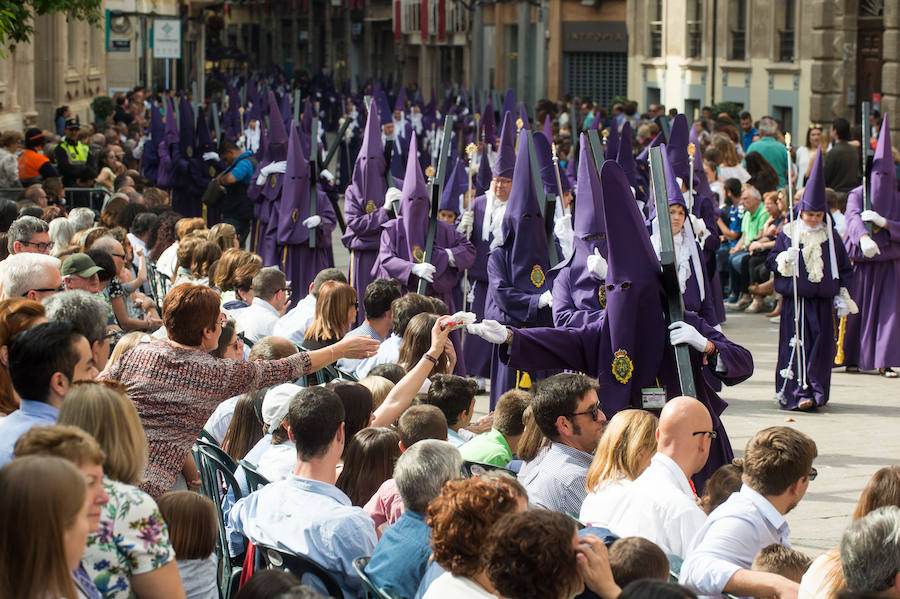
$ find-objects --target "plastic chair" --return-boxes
[255,544,345,599]
[352,556,400,599]
[667,553,683,582]
[239,459,271,491]
[461,460,518,479]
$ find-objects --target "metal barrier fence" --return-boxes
[0,187,111,212]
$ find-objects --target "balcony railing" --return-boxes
[400,0,468,37]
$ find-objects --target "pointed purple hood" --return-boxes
[378,92,393,126]
[872,114,898,219]
[493,112,516,179]
[660,144,687,209]
[439,157,468,214]
[575,134,608,256]
[518,102,531,130]
[266,91,288,162]
[277,121,313,245]
[399,131,430,259]
[604,123,619,161]
[481,101,497,148]
[394,87,406,113]
[542,115,553,144]
[141,101,164,181]
[534,131,563,196]
[666,114,690,181]
[346,100,387,210]
[797,148,827,213]
[155,97,178,188]
[196,107,216,154]
[616,122,638,189]
[502,89,516,121]
[475,148,493,196]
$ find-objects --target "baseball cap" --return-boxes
[61,253,103,278]
[262,383,303,429]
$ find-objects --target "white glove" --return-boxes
[834,287,859,318]
[302,215,322,228]
[457,210,475,238]
[861,210,887,228]
[466,319,509,344]
[445,248,457,268]
[202,151,221,162]
[538,290,553,309]
[860,235,881,258]
[786,246,801,264]
[384,187,403,213]
[586,247,608,280]
[668,321,709,352]
[411,262,436,283]
[320,168,335,183]
[689,214,708,237]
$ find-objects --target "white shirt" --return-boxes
[176,555,218,599]
[156,242,179,278]
[798,551,839,599]
[718,164,751,184]
[127,233,148,270]
[233,297,282,344]
[256,440,297,482]
[353,333,402,378]
[203,395,241,444]
[679,484,791,596]
[579,478,633,529]
[604,453,707,559]
[277,294,317,347]
[422,572,498,599]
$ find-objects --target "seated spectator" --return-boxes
[229,386,378,598]
[220,391,265,462]
[799,466,900,599]
[44,290,114,374]
[745,190,785,314]
[61,253,102,293]
[336,427,401,507]
[233,267,291,343]
[519,373,605,514]
[7,214,50,254]
[365,439,462,599]
[278,267,348,346]
[608,536,670,588]
[752,544,811,583]
[745,151,780,195]
[508,404,547,472]
[101,283,378,496]
[330,381,375,455]
[399,313,455,376]
[839,506,900,597]
[580,409,658,528]
[0,252,62,300]
[726,184,768,309]
[303,280,358,350]
[354,292,434,378]
[172,236,204,286]
[483,510,587,599]
[210,316,244,360]
[208,222,239,252]
[0,455,94,599]
[68,206,96,233]
[233,570,303,599]
[423,374,477,446]
[214,249,263,311]
[49,217,74,254]
[459,388,529,467]
[101,331,146,373]
[93,235,160,331]
[699,461,744,514]
[369,363,407,384]
[0,298,46,416]
[188,241,221,287]
[0,321,95,465]
[127,212,161,271]
[156,217,206,279]
[620,580,698,599]
[337,279,403,372]
[605,396,711,558]
[365,405,449,531]
[57,381,185,597]
[420,476,528,598]
[680,426,818,597]
[255,383,303,482]
[157,491,219,599]
[358,375,394,410]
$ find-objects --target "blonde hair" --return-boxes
[57,382,148,485]
[305,280,357,343]
[0,456,86,599]
[208,222,237,252]
[175,217,206,240]
[515,404,547,462]
[13,424,105,467]
[102,331,147,373]
[358,375,394,410]
[157,491,217,560]
[585,409,658,493]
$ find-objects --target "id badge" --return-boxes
[641,387,666,409]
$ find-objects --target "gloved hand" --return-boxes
[586,247,608,280]
[668,321,709,352]
[202,151,221,162]
[466,320,509,344]
[861,210,887,228]
[302,215,322,228]
[834,286,859,318]
[319,168,335,183]
[538,290,553,309]
[457,210,475,238]
[411,262,436,283]
[384,187,403,214]
[786,246,801,264]
[860,235,881,258]
[445,248,457,268]
[689,214,708,237]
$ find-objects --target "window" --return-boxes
[728,0,746,60]
[777,0,795,62]
[686,0,703,58]
[649,0,663,58]
[685,99,700,121]
[563,52,628,109]
[772,106,793,141]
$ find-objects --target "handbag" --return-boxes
[202,157,244,208]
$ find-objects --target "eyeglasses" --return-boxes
[692,430,719,440]
[111,252,126,260]
[103,330,118,341]
[27,284,66,295]
[570,400,603,421]
[808,467,817,481]
[21,240,52,252]
[228,332,245,350]
[281,287,292,298]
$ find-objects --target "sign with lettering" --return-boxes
[153,19,181,59]
[562,21,627,53]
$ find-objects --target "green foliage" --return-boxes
[712,102,742,122]
[91,96,114,122]
[610,95,633,107]
[0,0,103,50]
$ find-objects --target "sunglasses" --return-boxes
[570,400,603,421]
[28,284,66,295]
[692,430,719,440]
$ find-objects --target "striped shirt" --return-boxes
[519,441,593,514]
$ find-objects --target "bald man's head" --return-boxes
[248,336,298,361]
[657,396,714,479]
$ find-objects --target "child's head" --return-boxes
[608,536,670,588]
[751,543,812,583]
[156,491,217,560]
[799,210,825,229]
[700,461,744,514]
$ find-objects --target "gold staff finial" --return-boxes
[516,118,524,131]
[425,166,436,178]
[466,143,477,158]
[785,132,792,148]
[688,142,696,156]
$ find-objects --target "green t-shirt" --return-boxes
[745,136,788,187]
[458,428,513,468]
[741,203,768,243]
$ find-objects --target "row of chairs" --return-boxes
[145,260,172,311]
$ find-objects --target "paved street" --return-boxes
[328,224,898,557]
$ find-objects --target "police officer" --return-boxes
[54,118,97,188]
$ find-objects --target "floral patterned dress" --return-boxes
[83,477,176,598]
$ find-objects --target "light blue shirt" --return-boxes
[519,441,593,515]
[679,484,791,596]
[336,322,385,373]
[353,333,402,379]
[277,294,317,347]
[0,399,59,466]
[366,510,432,599]
[230,475,377,599]
[225,433,273,556]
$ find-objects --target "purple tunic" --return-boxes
[280,188,337,300]
[461,194,493,378]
